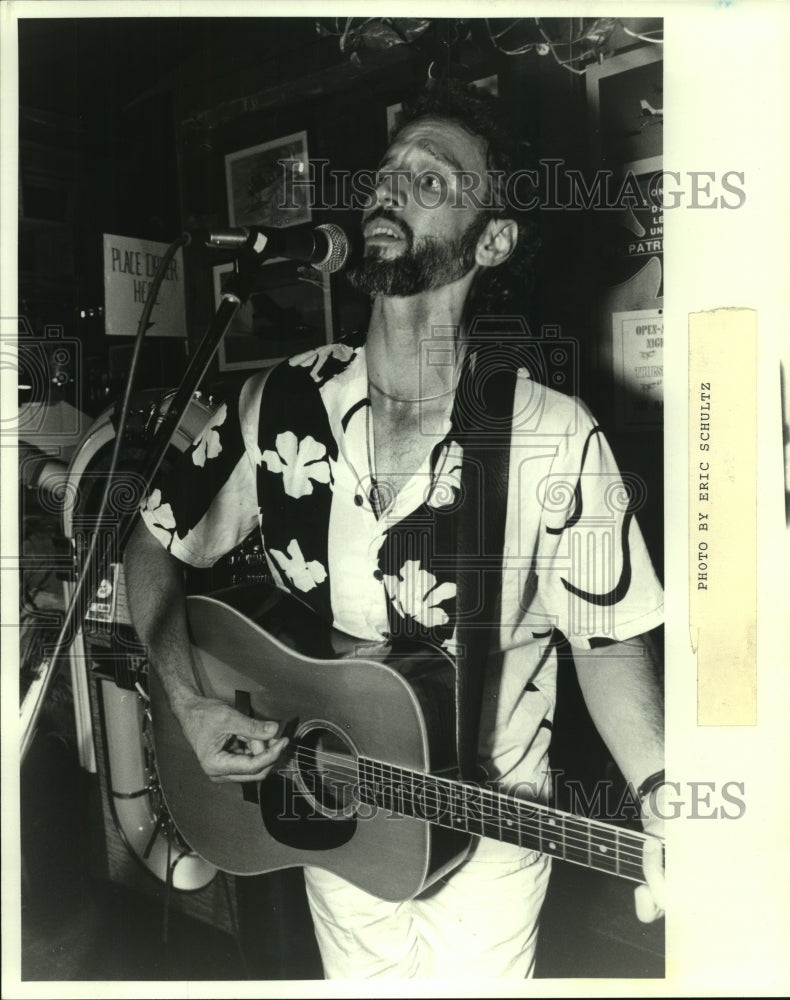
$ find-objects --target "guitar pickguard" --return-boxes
[260,770,357,852]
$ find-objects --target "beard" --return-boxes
[347,210,489,297]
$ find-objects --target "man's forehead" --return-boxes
[386,116,487,171]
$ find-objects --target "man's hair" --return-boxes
[394,77,540,319]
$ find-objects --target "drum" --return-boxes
[98,679,219,892]
[62,388,216,540]
[62,389,221,893]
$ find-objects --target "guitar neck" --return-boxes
[358,758,651,883]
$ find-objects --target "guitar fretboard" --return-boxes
[357,757,650,882]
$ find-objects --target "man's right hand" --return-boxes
[123,522,289,783]
[175,693,289,783]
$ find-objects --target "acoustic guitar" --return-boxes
[150,583,660,902]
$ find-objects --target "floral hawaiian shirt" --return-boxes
[140,341,664,797]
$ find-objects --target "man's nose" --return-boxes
[374,168,406,209]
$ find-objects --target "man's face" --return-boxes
[348,116,491,297]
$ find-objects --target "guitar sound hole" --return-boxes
[294,725,359,820]
[259,723,358,851]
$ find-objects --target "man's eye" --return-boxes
[415,172,448,200]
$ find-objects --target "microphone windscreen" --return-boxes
[314,223,350,273]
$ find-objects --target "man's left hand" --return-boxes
[635,831,665,922]
[635,782,666,922]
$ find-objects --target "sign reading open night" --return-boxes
[103,234,186,338]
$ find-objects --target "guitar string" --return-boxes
[289,757,647,874]
[288,747,650,865]
[289,743,650,847]
[290,744,649,848]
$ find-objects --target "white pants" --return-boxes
[303,841,551,979]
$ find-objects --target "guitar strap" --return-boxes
[450,345,518,782]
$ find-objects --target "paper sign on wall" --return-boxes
[612,308,664,429]
[103,234,186,338]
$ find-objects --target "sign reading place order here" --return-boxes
[103,233,187,339]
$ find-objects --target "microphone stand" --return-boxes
[19,245,264,764]
[118,265,255,544]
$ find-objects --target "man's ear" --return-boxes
[475,218,518,268]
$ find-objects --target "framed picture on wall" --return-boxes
[225,130,312,228]
[585,46,663,175]
[213,260,333,372]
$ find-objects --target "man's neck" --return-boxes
[365,278,473,402]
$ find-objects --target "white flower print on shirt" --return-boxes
[259,431,331,499]
[289,343,354,383]
[426,455,463,509]
[191,404,227,467]
[382,560,456,628]
[140,488,177,549]
[269,538,327,592]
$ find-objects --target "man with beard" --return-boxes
[124,79,665,979]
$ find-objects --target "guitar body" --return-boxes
[150,584,472,902]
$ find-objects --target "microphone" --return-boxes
[189,222,349,273]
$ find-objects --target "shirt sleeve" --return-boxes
[138,375,264,568]
[535,398,664,648]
